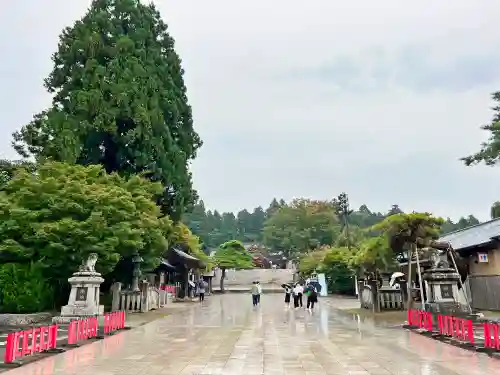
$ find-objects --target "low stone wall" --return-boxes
[0,312,52,326]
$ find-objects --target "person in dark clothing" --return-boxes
[251,281,260,307]
[198,279,207,302]
[284,285,292,307]
[306,284,318,310]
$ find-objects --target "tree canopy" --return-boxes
[214,240,254,270]
[262,199,340,260]
[371,212,444,259]
[12,0,201,221]
[0,161,171,301]
[182,198,481,258]
[461,91,500,166]
[214,240,254,291]
[491,202,500,219]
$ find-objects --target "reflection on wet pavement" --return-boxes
[3,294,499,375]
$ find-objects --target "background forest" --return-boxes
[183,198,481,253]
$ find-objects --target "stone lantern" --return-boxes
[131,252,143,292]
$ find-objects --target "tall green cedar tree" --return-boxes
[12,0,202,221]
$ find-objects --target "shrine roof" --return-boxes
[439,218,500,251]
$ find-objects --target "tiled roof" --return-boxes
[439,218,500,250]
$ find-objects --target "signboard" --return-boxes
[317,273,328,297]
[76,287,88,302]
[440,284,453,299]
[478,253,489,263]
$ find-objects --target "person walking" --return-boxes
[296,283,304,307]
[293,283,301,308]
[305,284,318,311]
[198,278,208,302]
[256,281,262,305]
[283,284,292,308]
[251,281,260,307]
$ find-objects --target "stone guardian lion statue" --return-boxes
[79,253,98,272]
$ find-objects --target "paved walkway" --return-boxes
[4,295,500,375]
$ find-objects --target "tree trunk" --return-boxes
[220,268,226,292]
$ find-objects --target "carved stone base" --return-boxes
[53,270,105,323]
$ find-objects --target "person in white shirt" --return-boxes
[256,281,262,304]
[295,283,304,308]
[293,283,303,308]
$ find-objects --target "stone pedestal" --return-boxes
[53,270,104,324]
[423,266,468,316]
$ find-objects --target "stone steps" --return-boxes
[214,269,295,288]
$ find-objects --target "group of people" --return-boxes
[250,280,318,311]
[284,282,318,310]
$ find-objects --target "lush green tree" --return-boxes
[182,198,480,258]
[461,92,500,166]
[183,200,208,236]
[351,236,395,273]
[0,161,170,307]
[262,199,341,261]
[321,247,355,294]
[0,160,36,188]
[387,204,404,216]
[298,246,354,294]
[265,198,282,217]
[0,262,54,313]
[214,240,253,291]
[236,209,253,241]
[492,202,500,219]
[12,0,201,221]
[440,215,480,234]
[168,222,209,266]
[349,204,385,229]
[298,248,329,275]
[371,212,444,307]
[372,212,444,258]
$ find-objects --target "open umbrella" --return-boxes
[389,272,405,287]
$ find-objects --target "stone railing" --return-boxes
[111,281,166,313]
[359,283,404,311]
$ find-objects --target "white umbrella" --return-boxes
[389,272,405,287]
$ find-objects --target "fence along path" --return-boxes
[0,324,69,363]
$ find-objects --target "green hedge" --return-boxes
[0,263,54,313]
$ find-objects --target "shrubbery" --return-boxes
[0,263,53,313]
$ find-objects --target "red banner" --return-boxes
[4,324,58,364]
[483,321,500,350]
[67,317,99,345]
[103,311,125,334]
[161,284,176,294]
[407,309,433,331]
[437,315,475,344]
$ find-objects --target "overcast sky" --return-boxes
[1,1,500,220]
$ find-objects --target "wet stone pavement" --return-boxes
[3,294,500,375]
